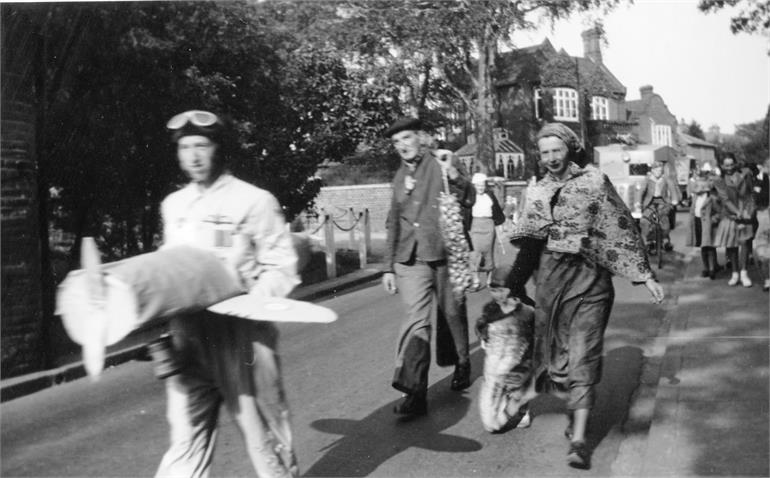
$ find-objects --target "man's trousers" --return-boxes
[155,313,297,478]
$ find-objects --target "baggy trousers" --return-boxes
[533,252,614,410]
[392,260,469,395]
[156,312,297,478]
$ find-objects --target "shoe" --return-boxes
[740,270,753,287]
[728,272,740,286]
[564,414,574,440]
[393,393,427,416]
[664,242,674,252]
[701,270,710,278]
[517,409,532,429]
[450,362,471,391]
[647,243,657,255]
[763,279,770,291]
[709,270,716,280]
[567,440,591,469]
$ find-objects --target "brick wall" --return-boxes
[300,183,394,234]
[1,99,44,377]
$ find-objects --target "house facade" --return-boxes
[492,28,636,175]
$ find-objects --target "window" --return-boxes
[629,163,650,176]
[652,124,672,146]
[591,96,609,120]
[553,88,578,121]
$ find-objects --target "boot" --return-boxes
[393,393,427,416]
[450,362,471,391]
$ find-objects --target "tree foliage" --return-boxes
[310,0,624,173]
[5,1,399,261]
[699,0,770,35]
[687,119,706,139]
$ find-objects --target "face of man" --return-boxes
[651,164,664,179]
[177,135,219,186]
[722,158,735,174]
[390,129,421,163]
[537,136,570,178]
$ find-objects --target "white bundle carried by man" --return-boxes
[436,153,473,299]
[56,238,336,379]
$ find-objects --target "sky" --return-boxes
[512,0,769,135]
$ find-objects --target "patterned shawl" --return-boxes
[511,163,654,283]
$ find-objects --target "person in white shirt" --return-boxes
[156,110,300,478]
[468,173,505,290]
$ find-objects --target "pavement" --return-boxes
[2,213,769,476]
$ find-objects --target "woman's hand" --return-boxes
[645,278,665,304]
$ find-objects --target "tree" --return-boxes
[7,0,400,262]
[314,0,624,174]
[699,0,770,35]
[687,119,706,139]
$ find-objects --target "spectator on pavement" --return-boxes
[686,172,721,279]
[475,265,536,433]
[509,122,665,470]
[714,154,756,287]
[382,116,473,417]
[156,110,300,477]
[467,172,505,291]
[639,158,679,254]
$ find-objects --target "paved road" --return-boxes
[2,223,688,478]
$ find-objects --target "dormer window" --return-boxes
[553,88,578,121]
[591,96,609,120]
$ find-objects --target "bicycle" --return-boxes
[636,201,668,269]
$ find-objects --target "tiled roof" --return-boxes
[679,132,717,148]
[496,38,626,96]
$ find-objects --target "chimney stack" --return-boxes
[581,28,602,64]
[640,85,654,98]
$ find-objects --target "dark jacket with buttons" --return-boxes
[384,150,470,272]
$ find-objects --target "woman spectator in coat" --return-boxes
[713,154,755,287]
[686,171,721,279]
[509,122,664,470]
[467,172,505,290]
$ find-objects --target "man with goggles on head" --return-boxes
[155,110,300,477]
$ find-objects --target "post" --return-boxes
[323,214,336,279]
[364,208,371,253]
[357,212,367,268]
[348,207,356,249]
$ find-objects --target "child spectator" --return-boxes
[475,265,537,432]
[687,175,721,279]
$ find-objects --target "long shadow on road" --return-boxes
[304,369,483,477]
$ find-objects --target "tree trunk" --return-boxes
[473,27,498,175]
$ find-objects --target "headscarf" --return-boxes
[536,122,584,157]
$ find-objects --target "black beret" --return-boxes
[383,117,422,138]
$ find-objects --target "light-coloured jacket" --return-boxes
[161,172,299,299]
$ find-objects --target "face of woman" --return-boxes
[537,136,570,178]
[473,181,485,194]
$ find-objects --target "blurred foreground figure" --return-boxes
[156,110,300,477]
